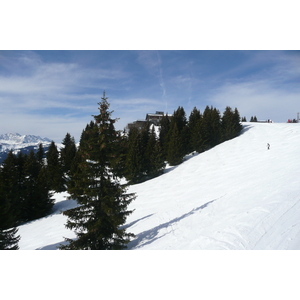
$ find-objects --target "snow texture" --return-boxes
[17,122,300,250]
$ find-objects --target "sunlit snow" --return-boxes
[17,122,300,250]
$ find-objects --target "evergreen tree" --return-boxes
[221,106,237,141]
[125,124,165,183]
[200,106,222,150]
[46,141,65,192]
[0,147,54,235]
[0,151,22,224]
[159,113,171,159]
[146,126,165,178]
[22,150,41,221]
[192,117,206,153]
[36,143,45,165]
[0,227,20,250]
[223,107,242,140]
[23,150,54,221]
[61,92,136,250]
[125,127,147,184]
[233,108,243,135]
[112,129,128,179]
[166,106,188,164]
[36,166,54,216]
[172,106,187,132]
[60,133,77,176]
[187,107,202,153]
[0,168,20,250]
[167,123,184,166]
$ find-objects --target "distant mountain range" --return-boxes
[0,133,53,163]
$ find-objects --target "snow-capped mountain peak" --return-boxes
[0,133,53,163]
[0,133,51,144]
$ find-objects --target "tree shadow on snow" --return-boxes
[126,199,217,250]
[37,215,155,250]
[122,214,154,229]
[51,199,79,215]
[164,152,200,175]
[36,240,69,250]
[240,124,252,135]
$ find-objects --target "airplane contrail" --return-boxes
[156,51,167,112]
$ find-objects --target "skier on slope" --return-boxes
[267,143,270,150]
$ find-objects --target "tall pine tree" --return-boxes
[46,141,65,192]
[167,123,184,166]
[125,126,147,184]
[60,133,77,176]
[1,151,22,225]
[187,107,202,153]
[159,113,171,160]
[166,107,187,165]
[0,168,20,250]
[146,126,165,178]
[61,92,136,250]
[23,150,54,222]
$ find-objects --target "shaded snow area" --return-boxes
[17,123,300,250]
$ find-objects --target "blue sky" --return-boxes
[1,50,300,143]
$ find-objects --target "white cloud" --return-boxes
[203,51,300,122]
[209,80,300,122]
[0,111,91,143]
[0,52,131,120]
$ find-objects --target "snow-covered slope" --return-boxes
[0,133,52,163]
[17,122,300,250]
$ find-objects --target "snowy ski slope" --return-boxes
[17,122,300,250]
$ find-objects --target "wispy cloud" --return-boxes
[0,51,132,141]
[0,52,127,109]
[203,51,300,121]
[156,51,166,98]
[0,51,128,95]
[113,97,162,107]
[136,50,166,96]
[209,79,300,121]
[0,111,91,143]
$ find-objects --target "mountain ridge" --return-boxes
[0,132,53,163]
[0,133,51,144]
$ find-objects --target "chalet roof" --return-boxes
[146,113,163,117]
[146,111,164,117]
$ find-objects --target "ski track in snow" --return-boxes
[17,122,300,250]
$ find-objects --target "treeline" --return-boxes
[0,133,77,249]
[250,116,258,122]
[123,105,242,184]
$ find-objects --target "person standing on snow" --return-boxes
[267,143,270,150]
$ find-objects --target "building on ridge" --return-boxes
[127,111,171,130]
